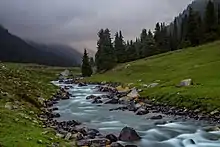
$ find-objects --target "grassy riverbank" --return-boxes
[0,63,80,147]
[88,41,220,114]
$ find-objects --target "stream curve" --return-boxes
[52,81,220,147]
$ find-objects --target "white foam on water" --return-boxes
[83,109,98,112]
[53,80,220,147]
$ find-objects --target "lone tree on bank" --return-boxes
[81,49,93,77]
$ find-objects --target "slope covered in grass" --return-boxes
[0,63,80,147]
[88,41,220,113]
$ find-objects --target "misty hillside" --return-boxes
[27,42,82,65]
[0,26,81,67]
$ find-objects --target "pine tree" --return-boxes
[179,15,191,49]
[172,18,178,50]
[95,28,116,72]
[146,30,157,55]
[89,57,95,67]
[186,7,202,46]
[204,0,218,42]
[154,22,161,47]
[140,29,148,58]
[218,4,220,36]
[114,31,126,63]
[126,40,137,61]
[81,49,92,77]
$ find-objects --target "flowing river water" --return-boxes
[52,81,220,147]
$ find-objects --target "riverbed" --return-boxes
[52,81,220,147]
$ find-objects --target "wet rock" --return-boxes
[78,82,87,87]
[86,95,97,100]
[52,113,60,118]
[127,101,138,112]
[61,96,69,100]
[204,126,220,132]
[92,99,103,104]
[65,132,72,140]
[110,142,124,147]
[50,107,58,111]
[104,98,119,104]
[150,115,163,120]
[118,127,141,141]
[109,106,127,111]
[106,134,118,143]
[87,129,99,138]
[136,108,149,115]
[154,120,167,125]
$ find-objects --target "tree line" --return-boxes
[82,0,220,75]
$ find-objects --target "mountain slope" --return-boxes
[88,41,220,113]
[27,42,82,66]
[0,26,81,67]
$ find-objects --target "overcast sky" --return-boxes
[0,0,193,52]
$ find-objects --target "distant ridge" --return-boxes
[0,25,82,67]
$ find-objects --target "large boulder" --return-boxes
[118,127,141,141]
[178,79,192,87]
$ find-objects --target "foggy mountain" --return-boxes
[0,25,81,67]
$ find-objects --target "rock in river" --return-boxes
[136,108,149,115]
[150,115,163,120]
[78,82,87,87]
[104,98,119,104]
[106,134,118,143]
[92,99,103,104]
[118,127,141,141]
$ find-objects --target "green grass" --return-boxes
[0,63,80,147]
[88,41,220,113]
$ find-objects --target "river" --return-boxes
[52,81,220,147]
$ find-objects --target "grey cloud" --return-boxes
[0,0,193,51]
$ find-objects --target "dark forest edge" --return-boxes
[94,0,220,72]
